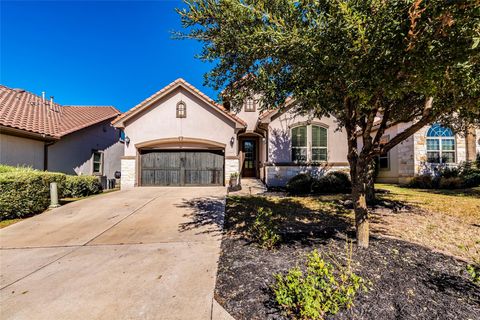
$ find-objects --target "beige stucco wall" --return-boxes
[234,97,262,131]
[119,86,242,188]
[0,133,45,170]
[48,120,123,180]
[267,112,348,164]
[123,87,239,157]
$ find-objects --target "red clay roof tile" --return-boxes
[0,85,120,138]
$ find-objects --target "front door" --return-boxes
[241,139,257,177]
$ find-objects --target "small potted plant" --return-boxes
[229,172,240,190]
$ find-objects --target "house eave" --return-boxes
[0,125,59,142]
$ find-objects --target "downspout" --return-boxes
[44,140,56,171]
[257,123,269,184]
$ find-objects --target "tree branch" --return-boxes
[380,96,434,153]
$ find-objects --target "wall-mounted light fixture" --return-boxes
[125,136,130,146]
[230,137,235,147]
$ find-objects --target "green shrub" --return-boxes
[250,207,281,249]
[463,172,480,188]
[438,177,465,189]
[63,175,103,198]
[0,170,66,220]
[286,173,313,194]
[312,171,351,194]
[250,208,281,250]
[273,245,367,319]
[406,175,435,189]
[461,243,480,285]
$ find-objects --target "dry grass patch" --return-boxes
[373,184,480,261]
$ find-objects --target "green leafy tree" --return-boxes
[177,0,480,248]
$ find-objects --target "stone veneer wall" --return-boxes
[120,158,136,190]
[225,158,240,183]
[413,126,468,177]
[265,165,350,187]
[397,134,415,183]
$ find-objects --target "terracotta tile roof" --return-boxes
[112,78,247,127]
[0,85,120,138]
[258,96,294,121]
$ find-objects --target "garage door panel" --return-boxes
[140,150,224,186]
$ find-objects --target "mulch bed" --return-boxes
[215,202,480,319]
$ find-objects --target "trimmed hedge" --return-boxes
[313,171,352,194]
[0,165,103,220]
[63,175,103,198]
[286,171,352,195]
[407,161,480,189]
[286,173,314,194]
[0,170,66,220]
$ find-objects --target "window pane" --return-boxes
[292,147,307,162]
[312,126,327,147]
[379,157,389,169]
[442,152,455,163]
[427,151,440,163]
[292,126,307,147]
[93,162,101,173]
[93,152,101,162]
[426,139,439,151]
[441,139,455,151]
[427,124,454,137]
[312,148,327,161]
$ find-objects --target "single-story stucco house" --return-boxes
[0,85,124,183]
[112,78,349,189]
[113,78,479,189]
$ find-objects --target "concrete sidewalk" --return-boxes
[0,187,233,320]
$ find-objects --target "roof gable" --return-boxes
[111,78,246,128]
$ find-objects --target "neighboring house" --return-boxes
[112,78,349,189]
[366,122,480,184]
[0,85,124,183]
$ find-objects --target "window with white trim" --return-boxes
[378,135,390,170]
[426,124,456,163]
[292,126,307,162]
[291,124,328,162]
[245,98,256,112]
[176,101,187,118]
[92,151,103,175]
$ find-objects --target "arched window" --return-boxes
[176,101,186,118]
[291,124,328,163]
[426,124,455,163]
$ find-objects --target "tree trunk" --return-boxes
[352,159,370,248]
[366,160,376,205]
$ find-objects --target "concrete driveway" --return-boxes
[0,187,230,320]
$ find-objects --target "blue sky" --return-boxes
[0,1,216,112]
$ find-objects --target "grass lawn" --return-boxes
[215,185,480,319]
[374,184,480,260]
[0,218,23,229]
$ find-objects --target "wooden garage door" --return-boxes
[140,150,224,186]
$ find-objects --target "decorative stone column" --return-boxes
[225,157,240,184]
[120,156,136,189]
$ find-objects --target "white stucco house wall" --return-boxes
[0,85,123,185]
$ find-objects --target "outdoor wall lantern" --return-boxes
[125,136,130,146]
[230,137,235,147]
